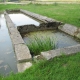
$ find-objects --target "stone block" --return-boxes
[41,44,80,60]
[33,55,44,61]
[17,62,32,72]
[20,9,61,25]
[58,24,78,36]
[76,33,80,39]
[4,12,24,44]
[15,44,32,62]
[41,51,52,60]
[10,29,24,45]
[4,12,13,23]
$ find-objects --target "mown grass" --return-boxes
[26,36,56,55]
[0,4,80,27]
[0,52,80,80]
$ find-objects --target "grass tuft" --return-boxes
[26,36,56,55]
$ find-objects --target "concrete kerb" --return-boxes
[4,11,32,72]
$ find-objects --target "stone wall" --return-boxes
[58,24,80,39]
[6,9,63,34]
[6,9,20,14]
[41,44,80,60]
[17,9,62,34]
[20,9,62,23]
[41,24,80,60]
[17,23,58,34]
[4,12,32,72]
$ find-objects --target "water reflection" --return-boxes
[23,30,80,49]
[0,14,17,76]
[9,13,40,27]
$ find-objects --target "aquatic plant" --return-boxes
[26,36,56,55]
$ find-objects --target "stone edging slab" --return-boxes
[58,24,80,39]
[20,9,62,25]
[17,62,32,72]
[4,12,32,72]
[41,44,80,60]
[6,9,63,34]
[18,9,62,34]
[41,24,80,60]
[4,12,31,62]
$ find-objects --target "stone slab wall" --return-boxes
[4,12,32,72]
[58,24,80,39]
[16,9,62,34]
[20,9,62,24]
[6,9,20,14]
[41,44,80,60]
[17,23,57,34]
[40,24,80,60]
[6,9,63,34]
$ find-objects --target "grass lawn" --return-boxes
[0,53,80,80]
[0,3,80,80]
[0,4,80,27]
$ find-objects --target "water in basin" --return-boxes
[0,14,17,76]
[9,13,40,27]
[23,30,80,49]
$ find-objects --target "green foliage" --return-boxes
[26,36,56,55]
[0,4,80,27]
[0,52,80,80]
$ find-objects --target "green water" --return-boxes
[23,30,80,49]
